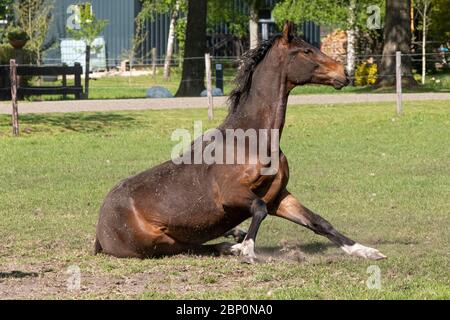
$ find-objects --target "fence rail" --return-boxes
[2,51,450,136]
[0,62,83,101]
[1,54,447,86]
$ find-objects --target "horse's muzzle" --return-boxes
[332,77,349,89]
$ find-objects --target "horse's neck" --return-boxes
[232,57,289,133]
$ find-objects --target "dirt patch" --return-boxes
[0,262,154,299]
[0,245,313,299]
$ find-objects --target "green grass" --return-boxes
[24,67,450,101]
[0,100,449,299]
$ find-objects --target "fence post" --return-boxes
[215,63,223,93]
[396,51,402,116]
[152,48,157,78]
[10,59,19,136]
[205,53,214,120]
[62,63,68,100]
[74,62,82,100]
[84,45,91,99]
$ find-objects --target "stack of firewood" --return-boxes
[320,30,347,63]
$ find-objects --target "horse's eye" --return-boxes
[303,49,313,54]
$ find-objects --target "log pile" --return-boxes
[321,30,347,63]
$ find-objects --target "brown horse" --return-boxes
[95,22,386,262]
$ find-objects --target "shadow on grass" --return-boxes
[257,241,334,256]
[298,241,335,254]
[0,270,39,279]
[13,113,139,133]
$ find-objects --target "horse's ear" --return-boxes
[282,21,294,44]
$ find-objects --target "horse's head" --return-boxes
[279,22,349,90]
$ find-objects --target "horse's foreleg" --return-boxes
[230,198,268,264]
[272,191,387,260]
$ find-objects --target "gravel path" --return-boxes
[0,93,449,114]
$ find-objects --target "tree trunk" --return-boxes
[421,2,428,85]
[249,1,259,49]
[164,1,179,80]
[376,0,417,87]
[346,0,357,81]
[175,0,207,97]
[84,44,90,99]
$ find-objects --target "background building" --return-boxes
[44,0,170,69]
[42,0,320,69]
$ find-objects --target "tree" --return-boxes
[207,0,249,49]
[237,0,268,50]
[415,0,433,84]
[0,0,11,17]
[428,0,450,42]
[209,0,266,50]
[13,0,54,65]
[163,0,181,80]
[138,0,261,96]
[175,0,207,97]
[138,0,187,79]
[376,0,417,87]
[273,0,384,80]
[0,0,13,41]
[67,2,108,98]
[139,0,249,82]
[0,0,13,22]
[0,1,13,23]
[346,0,357,78]
[247,0,264,49]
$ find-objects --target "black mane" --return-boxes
[227,34,282,114]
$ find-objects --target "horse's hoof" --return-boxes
[230,243,243,256]
[342,243,387,260]
[241,255,257,264]
[231,240,259,264]
[364,249,387,260]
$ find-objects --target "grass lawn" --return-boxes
[0,100,449,299]
[24,67,450,101]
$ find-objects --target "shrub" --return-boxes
[0,44,36,91]
[0,44,36,64]
[6,27,29,41]
[355,61,378,86]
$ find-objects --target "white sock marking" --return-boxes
[341,243,387,260]
[231,239,256,258]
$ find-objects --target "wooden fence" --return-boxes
[0,63,83,100]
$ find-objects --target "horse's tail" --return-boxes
[93,236,102,255]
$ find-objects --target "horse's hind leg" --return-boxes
[272,190,386,260]
[97,207,231,258]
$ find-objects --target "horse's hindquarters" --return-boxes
[95,181,232,258]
